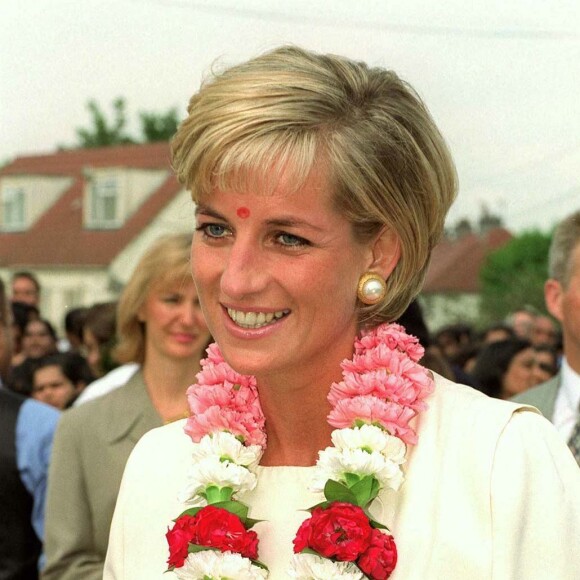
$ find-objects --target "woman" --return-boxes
[105,47,580,580]
[470,338,536,399]
[42,234,211,580]
[81,301,118,377]
[31,352,94,409]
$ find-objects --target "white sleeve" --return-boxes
[491,409,580,579]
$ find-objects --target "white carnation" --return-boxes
[191,432,262,469]
[174,550,268,580]
[179,456,257,504]
[288,553,363,579]
[320,425,406,491]
[332,425,406,462]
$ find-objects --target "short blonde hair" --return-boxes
[114,234,193,364]
[172,46,457,324]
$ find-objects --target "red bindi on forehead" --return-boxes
[236,207,251,219]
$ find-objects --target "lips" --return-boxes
[226,308,289,329]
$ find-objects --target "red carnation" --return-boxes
[358,529,398,580]
[293,502,372,561]
[194,505,259,560]
[166,514,198,568]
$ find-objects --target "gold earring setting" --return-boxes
[357,272,386,305]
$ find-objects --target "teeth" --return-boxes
[227,308,288,328]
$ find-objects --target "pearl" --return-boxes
[362,279,384,303]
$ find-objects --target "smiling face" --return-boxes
[139,277,211,365]
[191,165,392,383]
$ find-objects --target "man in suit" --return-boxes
[513,210,580,464]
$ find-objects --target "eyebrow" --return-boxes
[195,203,325,232]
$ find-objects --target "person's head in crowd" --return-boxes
[433,323,474,361]
[530,314,559,347]
[10,301,40,359]
[0,279,12,382]
[82,302,118,377]
[6,358,40,396]
[11,271,41,307]
[480,323,515,344]
[20,318,58,360]
[505,307,536,340]
[114,233,211,367]
[531,344,558,385]
[64,307,89,353]
[31,352,94,409]
[544,210,580,372]
[471,337,535,399]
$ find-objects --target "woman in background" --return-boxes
[43,234,211,580]
[470,338,536,399]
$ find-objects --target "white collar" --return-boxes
[560,357,580,412]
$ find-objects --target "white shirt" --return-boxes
[73,363,140,406]
[552,357,580,441]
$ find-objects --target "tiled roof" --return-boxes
[423,227,513,294]
[0,143,183,267]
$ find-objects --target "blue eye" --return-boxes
[197,223,229,239]
[276,233,309,247]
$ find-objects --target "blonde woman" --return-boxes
[43,234,211,580]
[106,47,580,580]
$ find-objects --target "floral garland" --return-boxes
[166,323,434,579]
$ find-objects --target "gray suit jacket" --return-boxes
[42,371,162,580]
[511,374,561,421]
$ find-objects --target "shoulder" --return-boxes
[74,363,140,406]
[17,398,60,443]
[511,375,560,405]
[57,370,146,433]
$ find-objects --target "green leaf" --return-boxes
[174,506,202,520]
[350,475,382,507]
[324,479,358,504]
[211,500,248,521]
[188,544,220,554]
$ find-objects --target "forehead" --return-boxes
[200,164,336,215]
[35,364,65,380]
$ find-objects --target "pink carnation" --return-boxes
[328,370,430,411]
[356,323,424,362]
[184,405,267,448]
[328,395,418,445]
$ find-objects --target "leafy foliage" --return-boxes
[479,230,552,324]
[139,107,180,142]
[74,98,180,148]
[76,98,135,148]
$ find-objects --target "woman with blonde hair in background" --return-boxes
[43,233,211,580]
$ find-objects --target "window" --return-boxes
[1,187,25,231]
[87,175,120,228]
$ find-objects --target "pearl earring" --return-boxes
[357,272,386,305]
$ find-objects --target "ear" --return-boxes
[367,227,401,280]
[544,279,564,323]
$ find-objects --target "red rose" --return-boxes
[358,529,398,580]
[166,514,198,568]
[293,502,372,561]
[194,505,258,560]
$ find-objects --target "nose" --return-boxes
[220,238,268,300]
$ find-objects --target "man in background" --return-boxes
[11,271,41,308]
[513,210,580,465]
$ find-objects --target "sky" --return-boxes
[1,0,579,232]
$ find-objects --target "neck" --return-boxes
[256,355,349,467]
[143,355,201,423]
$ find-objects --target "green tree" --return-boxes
[139,108,180,142]
[75,97,135,148]
[479,230,552,324]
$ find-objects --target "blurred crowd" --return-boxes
[1,209,579,578]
